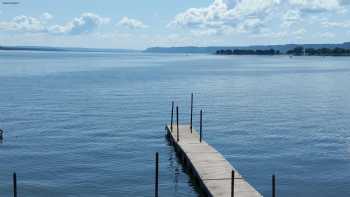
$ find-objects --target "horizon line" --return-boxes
[1,41,350,51]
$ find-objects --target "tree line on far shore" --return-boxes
[216,47,350,56]
[216,49,280,55]
[286,47,350,56]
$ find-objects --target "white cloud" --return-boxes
[168,0,228,29]
[0,15,46,33]
[118,17,148,29]
[0,12,109,35]
[168,0,280,34]
[48,13,110,35]
[237,17,266,33]
[229,0,280,17]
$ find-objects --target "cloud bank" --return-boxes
[0,15,46,33]
[168,0,349,36]
[0,13,110,35]
[49,13,110,35]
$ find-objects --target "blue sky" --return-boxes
[1,0,350,49]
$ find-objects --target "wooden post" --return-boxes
[155,152,159,197]
[200,110,202,143]
[13,172,17,197]
[170,101,174,132]
[176,106,179,142]
[272,174,276,197]
[190,93,193,133]
[231,170,235,197]
[0,128,3,140]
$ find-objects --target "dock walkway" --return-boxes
[166,124,263,197]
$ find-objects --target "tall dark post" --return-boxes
[176,106,179,142]
[272,174,276,197]
[170,101,174,132]
[231,170,235,197]
[0,129,3,140]
[190,93,193,133]
[13,172,17,197]
[200,110,202,143]
[155,152,159,197]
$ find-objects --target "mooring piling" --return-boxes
[190,93,193,133]
[171,101,174,132]
[231,170,235,197]
[13,172,17,197]
[200,110,202,143]
[272,174,276,197]
[155,152,159,197]
[0,128,4,141]
[176,106,179,142]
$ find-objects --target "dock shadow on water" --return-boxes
[166,135,204,197]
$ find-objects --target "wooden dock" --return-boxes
[166,124,263,197]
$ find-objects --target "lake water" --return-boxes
[0,51,350,197]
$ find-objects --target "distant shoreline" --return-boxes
[2,42,350,56]
[145,42,350,54]
[0,46,139,53]
[0,46,66,52]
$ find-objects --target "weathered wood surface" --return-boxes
[166,124,263,197]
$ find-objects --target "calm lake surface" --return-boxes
[0,51,350,197]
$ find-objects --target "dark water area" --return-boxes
[0,51,350,197]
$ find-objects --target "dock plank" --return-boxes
[166,124,263,197]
